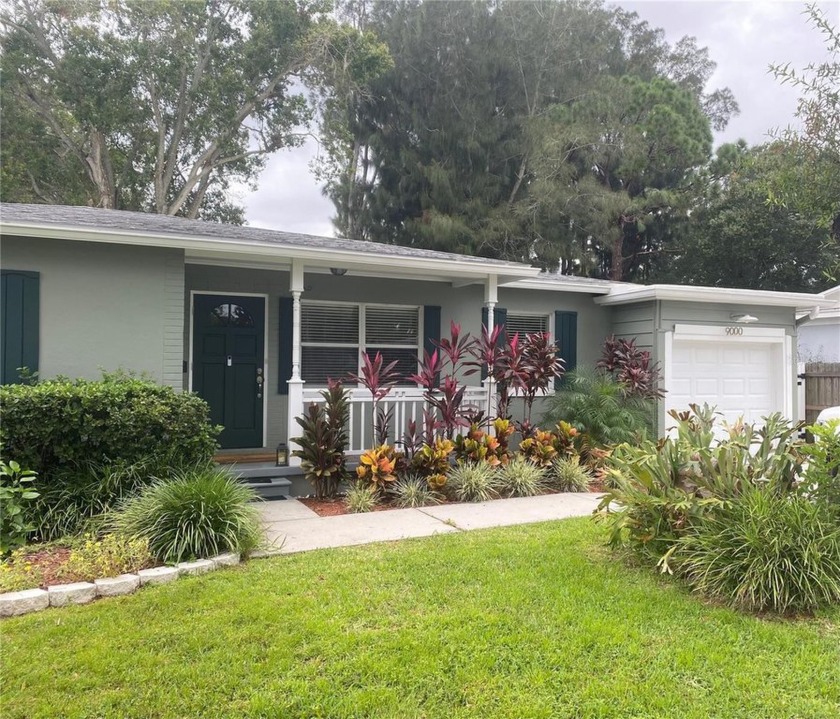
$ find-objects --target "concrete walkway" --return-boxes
[258,493,601,555]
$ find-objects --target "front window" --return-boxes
[505,313,549,337]
[300,302,421,385]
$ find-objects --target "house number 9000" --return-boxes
[725,326,744,336]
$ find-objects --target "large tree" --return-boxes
[0,0,388,221]
[660,142,833,292]
[320,0,735,279]
[768,2,840,281]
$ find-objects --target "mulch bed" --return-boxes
[23,546,74,588]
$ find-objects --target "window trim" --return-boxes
[300,300,424,387]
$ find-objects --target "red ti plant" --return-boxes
[410,350,467,439]
[434,321,476,371]
[493,331,529,420]
[465,323,505,425]
[349,351,400,444]
[520,332,565,430]
[597,336,664,399]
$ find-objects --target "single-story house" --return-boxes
[797,285,840,362]
[2,203,835,489]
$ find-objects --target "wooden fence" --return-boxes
[800,362,840,425]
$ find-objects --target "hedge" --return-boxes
[0,374,219,478]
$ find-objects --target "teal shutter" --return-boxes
[1,270,39,385]
[554,311,577,389]
[278,297,293,394]
[423,305,441,386]
[480,306,507,379]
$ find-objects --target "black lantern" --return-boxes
[275,442,289,467]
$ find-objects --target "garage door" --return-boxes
[666,340,783,427]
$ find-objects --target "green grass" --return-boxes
[2,519,839,719]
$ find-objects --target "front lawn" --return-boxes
[2,519,838,719]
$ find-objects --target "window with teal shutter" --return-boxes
[1,270,40,385]
[554,311,577,389]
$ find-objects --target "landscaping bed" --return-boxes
[2,519,838,719]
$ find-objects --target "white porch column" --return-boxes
[482,275,499,421]
[287,259,305,467]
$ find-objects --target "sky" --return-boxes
[236,0,838,237]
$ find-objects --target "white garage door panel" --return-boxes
[666,340,782,426]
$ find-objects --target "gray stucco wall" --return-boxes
[1,235,184,386]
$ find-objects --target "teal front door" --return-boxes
[192,294,265,449]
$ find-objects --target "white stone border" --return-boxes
[0,553,240,618]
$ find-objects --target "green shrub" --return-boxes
[0,460,39,554]
[675,488,840,614]
[799,421,840,518]
[448,462,500,503]
[598,406,805,565]
[497,456,546,497]
[0,373,219,477]
[114,466,261,563]
[392,475,442,508]
[32,458,163,541]
[550,455,592,492]
[542,369,653,448]
[345,484,379,513]
[59,533,153,582]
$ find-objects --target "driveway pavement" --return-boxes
[257,493,601,555]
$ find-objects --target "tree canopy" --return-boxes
[318,0,735,280]
[0,0,389,221]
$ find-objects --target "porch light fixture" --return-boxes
[730,313,758,324]
[275,442,289,467]
[330,267,348,277]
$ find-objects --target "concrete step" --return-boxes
[244,477,292,500]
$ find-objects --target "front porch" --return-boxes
[185,257,556,467]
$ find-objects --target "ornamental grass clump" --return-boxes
[674,488,840,615]
[345,484,379,514]
[448,462,500,503]
[392,475,442,508]
[114,465,262,564]
[497,456,546,498]
[550,455,592,493]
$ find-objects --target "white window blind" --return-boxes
[300,303,421,385]
[505,313,549,337]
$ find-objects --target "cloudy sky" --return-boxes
[238,0,837,237]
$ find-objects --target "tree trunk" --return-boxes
[85,130,116,209]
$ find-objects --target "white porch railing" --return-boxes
[301,385,491,452]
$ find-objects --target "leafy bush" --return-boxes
[392,475,442,508]
[32,458,161,541]
[675,488,840,614]
[356,445,402,490]
[114,466,261,563]
[550,455,592,493]
[345,484,379,513]
[497,457,546,498]
[0,373,220,477]
[448,462,500,503]
[597,336,663,399]
[411,438,454,477]
[453,424,505,466]
[799,420,840,518]
[598,406,806,564]
[0,460,39,554]
[59,533,153,582]
[292,381,350,499]
[542,370,654,448]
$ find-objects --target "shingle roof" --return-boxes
[0,202,530,270]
